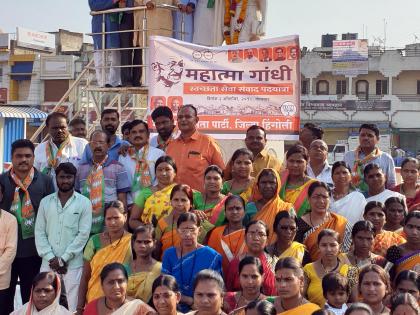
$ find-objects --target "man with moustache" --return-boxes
[76,130,130,235]
[166,105,225,192]
[118,120,164,205]
[0,139,54,314]
[35,162,92,312]
[34,112,88,189]
[69,118,87,139]
[149,106,180,151]
[82,108,128,163]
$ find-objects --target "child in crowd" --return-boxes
[322,272,350,315]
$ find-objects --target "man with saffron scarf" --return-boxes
[76,130,131,234]
[34,112,88,191]
[0,139,54,314]
[223,0,267,45]
[118,120,165,205]
[344,123,396,193]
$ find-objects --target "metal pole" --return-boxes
[142,9,147,86]
[181,12,185,41]
[101,13,106,87]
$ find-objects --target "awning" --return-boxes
[0,106,48,119]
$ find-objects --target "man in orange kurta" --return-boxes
[166,105,225,192]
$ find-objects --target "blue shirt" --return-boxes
[81,136,129,164]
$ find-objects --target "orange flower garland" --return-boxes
[224,0,249,45]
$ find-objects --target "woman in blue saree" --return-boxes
[162,212,223,312]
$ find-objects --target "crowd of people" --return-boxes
[88,0,267,87]
[0,104,419,315]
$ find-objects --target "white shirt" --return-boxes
[118,145,165,204]
[366,189,405,204]
[307,161,333,186]
[324,302,348,315]
[34,136,88,190]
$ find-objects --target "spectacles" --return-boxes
[247,231,267,239]
[179,228,198,235]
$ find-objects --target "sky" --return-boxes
[1,0,420,49]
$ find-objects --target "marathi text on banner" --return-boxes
[147,36,301,140]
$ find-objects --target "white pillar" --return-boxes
[388,76,393,95]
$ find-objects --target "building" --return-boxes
[0,28,92,170]
[300,33,420,156]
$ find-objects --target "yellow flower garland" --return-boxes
[224,0,248,45]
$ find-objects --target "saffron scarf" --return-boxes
[42,137,71,175]
[10,168,36,239]
[129,145,152,195]
[83,157,107,234]
[351,147,382,192]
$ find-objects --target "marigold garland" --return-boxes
[224,0,248,45]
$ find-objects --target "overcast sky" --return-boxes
[1,0,420,48]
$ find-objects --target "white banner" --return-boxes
[16,27,55,52]
[148,36,301,140]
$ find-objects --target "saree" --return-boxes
[279,170,316,217]
[302,212,349,261]
[267,241,306,271]
[392,184,420,211]
[372,230,406,257]
[207,225,247,275]
[385,245,420,278]
[85,233,132,303]
[194,192,229,226]
[226,252,276,296]
[279,303,321,315]
[304,263,351,307]
[83,298,155,315]
[157,216,214,257]
[162,246,223,312]
[11,274,71,315]
[126,261,162,303]
[139,183,176,223]
[221,180,253,203]
[247,168,294,244]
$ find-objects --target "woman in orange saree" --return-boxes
[207,195,247,275]
[279,144,317,217]
[244,168,294,244]
[386,211,420,281]
[156,184,213,258]
[77,201,132,312]
[295,181,352,261]
[363,201,406,257]
[272,257,320,314]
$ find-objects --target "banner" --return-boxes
[302,99,391,111]
[148,36,301,140]
[332,39,368,76]
[16,27,55,52]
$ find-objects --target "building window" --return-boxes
[376,80,388,95]
[417,80,420,94]
[302,79,309,94]
[316,80,329,95]
[336,80,346,95]
[356,80,369,100]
